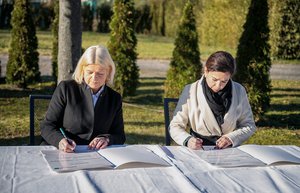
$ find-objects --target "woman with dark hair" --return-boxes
[169,51,256,149]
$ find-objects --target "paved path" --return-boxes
[0,54,299,80]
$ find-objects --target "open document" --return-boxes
[192,144,300,168]
[41,145,171,173]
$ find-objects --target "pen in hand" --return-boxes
[59,128,76,152]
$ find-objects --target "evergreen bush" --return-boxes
[108,0,139,97]
[149,0,166,36]
[97,2,113,33]
[81,4,93,31]
[135,2,152,34]
[6,0,40,88]
[234,0,271,120]
[164,0,202,98]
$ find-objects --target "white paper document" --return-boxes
[98,145,170,169]
[41,145,171,172]
[192,145,300,167]
[41,150,114,172]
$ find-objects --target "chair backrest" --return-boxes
[29,94,52,145]
[163,98,179,146]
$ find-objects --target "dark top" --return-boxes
[202,77,232,126]
[41,80,126,148]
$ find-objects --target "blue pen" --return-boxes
[59,128,68,139]
[59,128,74,148]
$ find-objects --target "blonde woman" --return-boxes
[41,45,125,152]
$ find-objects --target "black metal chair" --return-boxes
[163,98,179,146]
[29,94,52,145]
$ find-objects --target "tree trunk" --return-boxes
[58,0,82,83]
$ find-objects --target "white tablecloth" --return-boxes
[0,145,300,193]
[166,146,300,193]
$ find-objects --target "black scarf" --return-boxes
[202,77,232,127]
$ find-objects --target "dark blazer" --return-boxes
[41,80,126,148]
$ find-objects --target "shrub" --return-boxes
[81,4,93,31]
[234,0,271,120]
[164,0,202,98]
[6,0,40,88]
[135,1,152,34]
[108,0,139,97]
[97,2,113,33]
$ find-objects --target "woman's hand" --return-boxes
[88,137,109,150]
[215,136,232,149]
[58,138,76,153]
[187,137,203,150]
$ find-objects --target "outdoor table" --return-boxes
[0,145,299,193]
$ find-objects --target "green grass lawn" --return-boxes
[0,30,299,146]
[1,29,299,63]
[0,30,176,59]
[0,78,299,146]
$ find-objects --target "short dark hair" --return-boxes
[205,51,236,75]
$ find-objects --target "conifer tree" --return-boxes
[108,0,139,96]
[6,0,40,88]
[276,0,300,59]
[234,0,271,120]
[164,0,201,98]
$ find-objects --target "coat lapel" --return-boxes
[222,81,237,134]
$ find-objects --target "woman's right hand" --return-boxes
[58,138,76,153]
[187,137,203,150]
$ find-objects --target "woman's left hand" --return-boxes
[88,137,109,150]
[215,136,232,149]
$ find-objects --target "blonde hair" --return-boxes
[72,45,116,86]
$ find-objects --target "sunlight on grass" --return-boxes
[1,78,299,146]
[0,29,299,146]
[1,30,300,64]
[246,128,300,145]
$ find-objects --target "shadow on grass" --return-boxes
[125,121,163,127]
[124,77,165,107]
[268,103,300,112]
[272,88,300,92]
[0,76,56,98]
[125,133,165,145]
[271,94,300,98]
[0,136,31,146]
[138,77,165,86]
[271,87,300,98]
[257,113,300,130]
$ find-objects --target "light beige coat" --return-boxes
[169,76,256,147]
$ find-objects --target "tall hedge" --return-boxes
[276,0,300,59]
[198,0,249,52]
[234,0,271,120]
[135,2,152,34]
[164,0,202,98]
[108,0,139,97]
[149,0,166,36]
[6,0,40,88]
[97,2,113,33]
